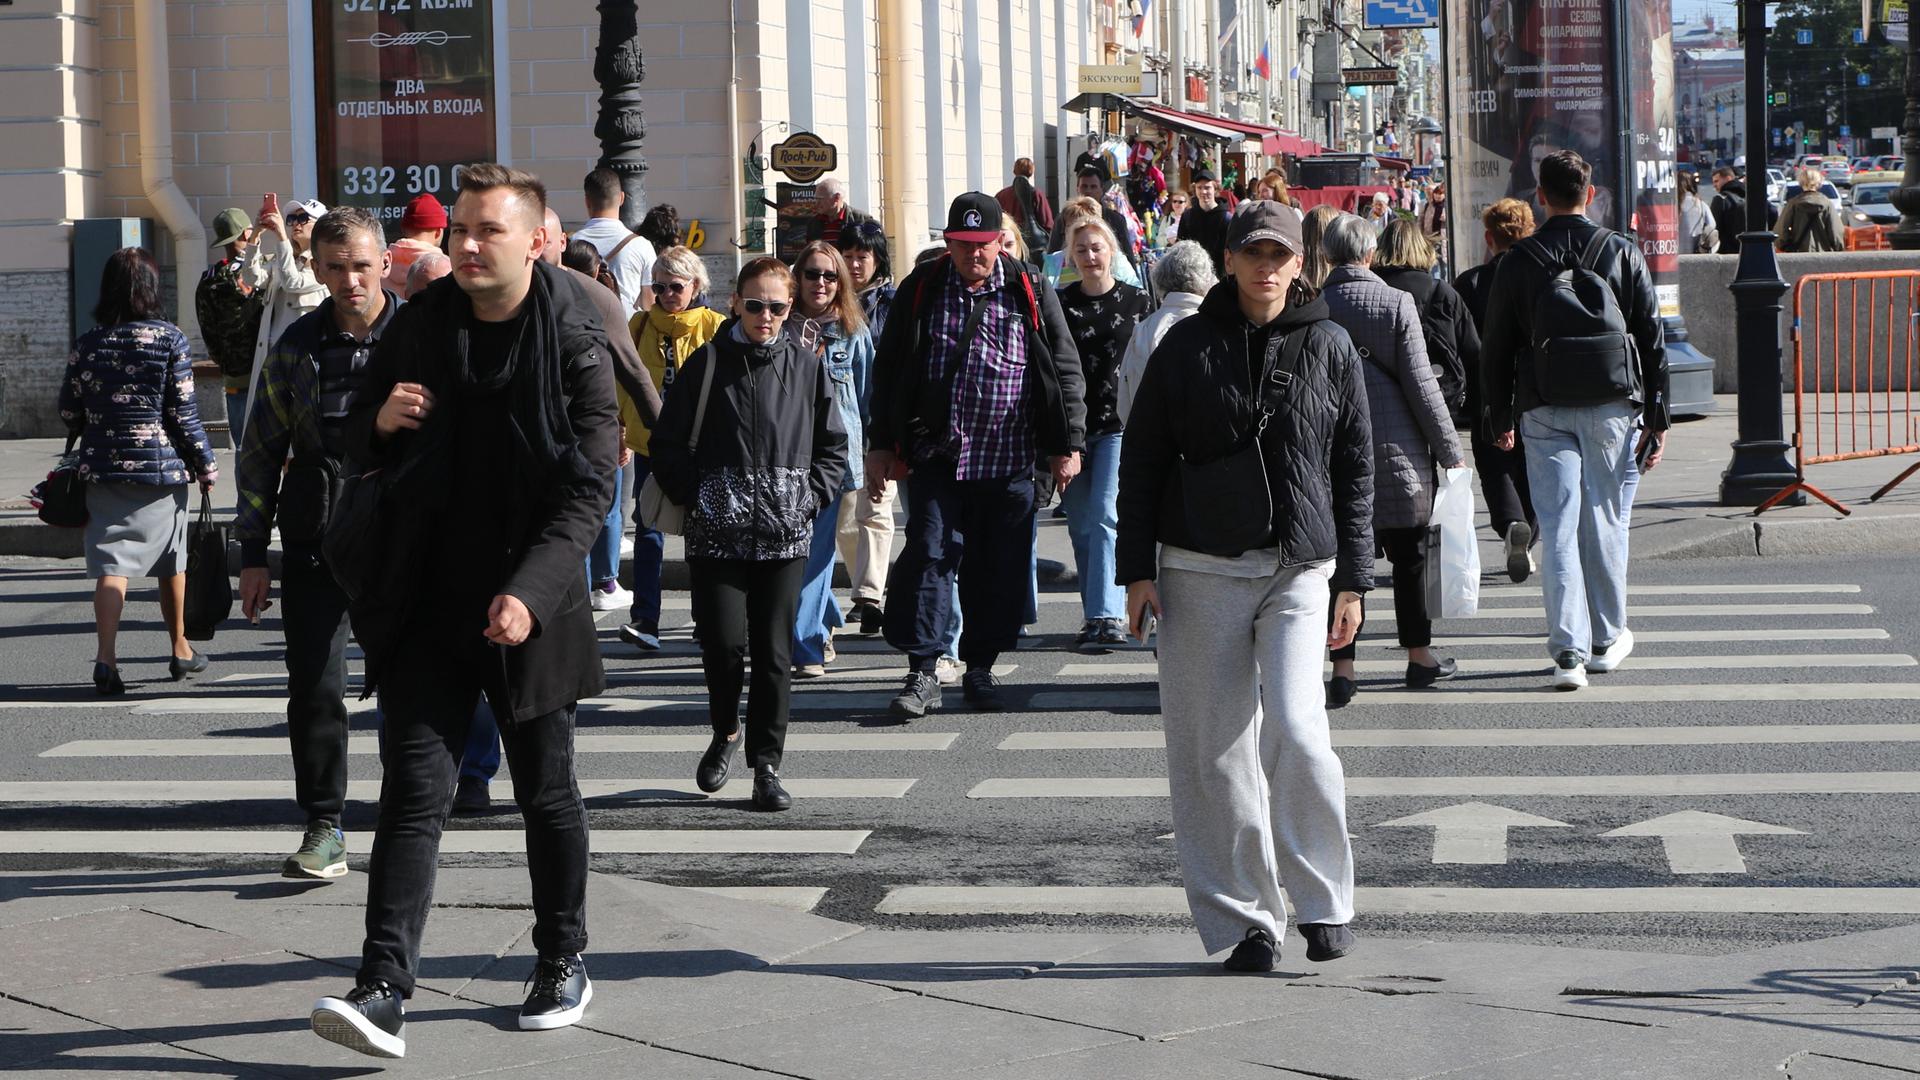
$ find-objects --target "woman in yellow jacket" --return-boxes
[621,245,727,651]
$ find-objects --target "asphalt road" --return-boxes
[4,531,1919,957]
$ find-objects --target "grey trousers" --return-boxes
[1157,558,1356,955]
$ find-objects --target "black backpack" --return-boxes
[1517,228,1638,407]
[1388,271,1466,418]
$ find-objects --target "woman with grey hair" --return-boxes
[1117,241,1216,424]
[1318,213,1465,707]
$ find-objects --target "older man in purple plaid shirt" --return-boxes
[866,192,1087,718]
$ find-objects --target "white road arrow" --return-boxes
[1374,802,1571,864]
[1601,811,1807,874]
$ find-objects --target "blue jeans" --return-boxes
[226,386,249,448]
[628,456,665,629]
[1519,402,1635,663]
[793,497,846,666]
[461,698,500,782]
[1059,431,1124,621]
[586,467,625,588]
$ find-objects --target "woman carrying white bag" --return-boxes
[1423,466,1482,622]
[1317,214,1467,708]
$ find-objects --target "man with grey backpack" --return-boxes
[1479,149,1670,692]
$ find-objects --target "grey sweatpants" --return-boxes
[1157,559,1356,955]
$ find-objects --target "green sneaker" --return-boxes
[282,821,348,880]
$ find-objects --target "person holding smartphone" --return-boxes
[241,193,329,431]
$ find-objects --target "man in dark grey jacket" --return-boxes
[1480,149,1670,691]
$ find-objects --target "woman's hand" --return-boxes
[198,469,218,492]
[1126,580,1161,644]
[1327,591,1363,650]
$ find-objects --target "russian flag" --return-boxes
[1256,41,1271,80]
[1133,0,1151,37]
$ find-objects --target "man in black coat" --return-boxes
[1178,167,1234,273]
[309,165,618,1058]
[1708,167,1776,255]
[1048,163,1139,268]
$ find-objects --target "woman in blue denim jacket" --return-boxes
[58,248,220,694]
[786,242,871,677]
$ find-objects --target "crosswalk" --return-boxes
[6,574,1919,922]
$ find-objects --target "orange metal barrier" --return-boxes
[1846,225,1894,252]
[1757,269,1920,516]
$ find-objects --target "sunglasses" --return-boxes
[801,268,837,283]
[286,212,312,225]
[741,298,789,316]
[650,280,690,295]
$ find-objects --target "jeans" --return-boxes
[690,556,806,771]
[883,462,1037,671]
[226,386,249,448]
[586,467,625,588]
[627,456,666,630]
[1059,431,1124,621]
[793,498,846,666]
[360,643,588,998]
[1519,402,1635,662]
[1327,526,1431,659]
[461,700,500,782]
[280,547,351,827]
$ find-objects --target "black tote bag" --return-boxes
[183,489,232,640]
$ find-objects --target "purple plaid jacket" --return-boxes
[923,261,1035,479]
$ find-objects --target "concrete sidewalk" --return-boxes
[3,867,1917,1079]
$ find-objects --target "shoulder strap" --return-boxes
[607,233,639,264]
[1515,235,1556,270]
[1578,228,1615,272]
[687,346,718,453]
[1254,324,1310,425]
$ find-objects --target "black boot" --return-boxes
[696,728,740,793]
[752,765,792,811]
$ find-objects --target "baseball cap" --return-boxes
[943,192,1002,243]
[286,199,328,222]
[1226,200,1303,256]
[1190,166,1218,184]
[209,207,251,247]
[401,193,448,230]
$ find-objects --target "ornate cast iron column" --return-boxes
[594,0,648,227]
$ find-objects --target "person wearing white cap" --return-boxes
[242,195,331,417]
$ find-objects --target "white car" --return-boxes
[1846,182,1901,227]
[1765,168,1787,204]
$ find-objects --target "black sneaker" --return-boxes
[1073,621,1100,651]
[1300,923,1356,962]
[1504,522,1534,584]
[520,954,592,1030]
[311,981,406,1058]
[1094,619,1130,647]
[854,601,884,636]
[1223,927,1277,973]
[696,728,740,793]
[1325,676,1357,709]
[890,672,942,719]
[618,620,661,651]
[451,776,491,816]
[962,669,1003,711]
[752,765,793,811]
[1405,657,1458,689]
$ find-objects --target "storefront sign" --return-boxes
[314,0,498,226]
[1343,66,1401,86]
[769,132,838,184]
[1078,64,1144,95]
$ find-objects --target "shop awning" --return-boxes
[1262,132,1322,156]
[1132,103,1246,143]
[1061,92,1133,115]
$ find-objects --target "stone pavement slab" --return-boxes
[940,1039,1312,1080]
[2,907,280,993]
[1563,922,1920,1005]
[0,994,270,1078]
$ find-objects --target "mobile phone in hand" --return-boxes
[1635,430,1658,471]
[261,192,278,220]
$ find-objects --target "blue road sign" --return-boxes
[1363,0,1438,29]
[1797,28,1814,44]
[1841,125,1852,136]
[1860,72,1872,86]
[1855,28,1868,44]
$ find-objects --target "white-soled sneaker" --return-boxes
[311,981,406,1058]
[1587,628,1635,674]
[1553,651,1588,691]
[520,954,592,1030]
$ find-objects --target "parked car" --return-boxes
[1846,182,1901,227]
[1822,160,1854,188]
[1766,167,1788,205]
[1855,159,1906,185]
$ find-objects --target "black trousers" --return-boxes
[358,639,588,998]
[1471,424,1537,540]
[280,548,350,827]
[689,556,806,772]
[1330,525,1431,660]
[882,462,1037,671]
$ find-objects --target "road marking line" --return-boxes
[1477,583,1862,598]
[873,886,1920,916]
[1374,803,1572,864]
[41,732,962,758]
[1028,684,1920,710]
[966,772,1920,798]
[1362,629,1892,646]
[1602,812,1807,874]
[0,778,916,802]
[0,830,872,855]
[131,697,381,715]
[998,723,1920,751]
[1361,603,1873,621]
[611,663,1016,683]
[1054,654,1917,678]
[689,887,829,913]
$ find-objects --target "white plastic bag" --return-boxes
[1423,467,1481,621]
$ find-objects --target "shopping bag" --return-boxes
[1422,466,1481,621]
[29,435,88,528]
[183,489,232,640]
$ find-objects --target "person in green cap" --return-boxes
[196,207,257,444]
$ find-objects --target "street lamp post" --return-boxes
[593,0,648,230]
[1889,3,1920,249]
[1719,0,1803,506]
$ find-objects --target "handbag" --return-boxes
[1175,326,1305,556]
[182,489,233,640]
[637,345,717,535]
[31,434,88,528]
[1421,466,1481,620]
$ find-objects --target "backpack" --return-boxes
[1782,196,1842,253]
[1517,228,1638,407]
[1389,271,1466,418]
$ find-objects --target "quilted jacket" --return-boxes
[1321,266,1463,530]
[59,320,217,487]
[1116,282,1376,594]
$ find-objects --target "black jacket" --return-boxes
[868,253,1087,472]
[1374,265,1478,422]
[649,324,849,561]
[1177,203,1234,272]
[1478,215,1671,435]
[1452,254,1505,428]
[1708,181,1776,255]
[341,261,620,721]
[1116,282,1376,594]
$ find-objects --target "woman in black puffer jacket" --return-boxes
[649,257,849,813]
[1117,202,1374,975]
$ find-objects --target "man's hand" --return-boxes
[1636,428,1666,472]
[1126,580,1161,643]
[1494,429,1515,452]
[485,594,534,646]
[374,382,436,438]
[864,449,897,502]
[1050,452,1082,492]
[1327,591,1364,650]
[239,567,272,623]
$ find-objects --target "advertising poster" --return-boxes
[314,0,498,226]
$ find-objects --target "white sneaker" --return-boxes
[1553,651,1588,691]
[591,585,632,612]
[934,656,963,687]
[1587,628,1634,674]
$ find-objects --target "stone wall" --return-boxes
[0,270,75,438]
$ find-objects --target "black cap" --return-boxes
[1226,200,1304,256]
[1191,166,1218,184]
[943,192,1002,243]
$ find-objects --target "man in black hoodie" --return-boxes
[1708,166,1776,255]
[309,164,617,1058]
[1178,167,1235,273]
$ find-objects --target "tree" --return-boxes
[1766,0,1908,156]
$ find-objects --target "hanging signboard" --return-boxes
[1343,67,1401,86]
[1365,0,1439,29]
[769,132,839,184]
[1078,64,1145,95]
[313,0,499,227]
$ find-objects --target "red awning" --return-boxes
[1262,132,1322,157]
[1136,103,1279,145]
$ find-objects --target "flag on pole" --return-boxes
[1256,41,1272,80]
[1218,11,1241,52]
[1132,0,1151,37]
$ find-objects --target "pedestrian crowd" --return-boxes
[48,143,1668,1058]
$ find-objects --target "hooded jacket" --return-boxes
[623,303,727,456]
[1116,281,1376,594]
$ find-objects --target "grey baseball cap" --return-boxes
[1226,200,1303,256]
